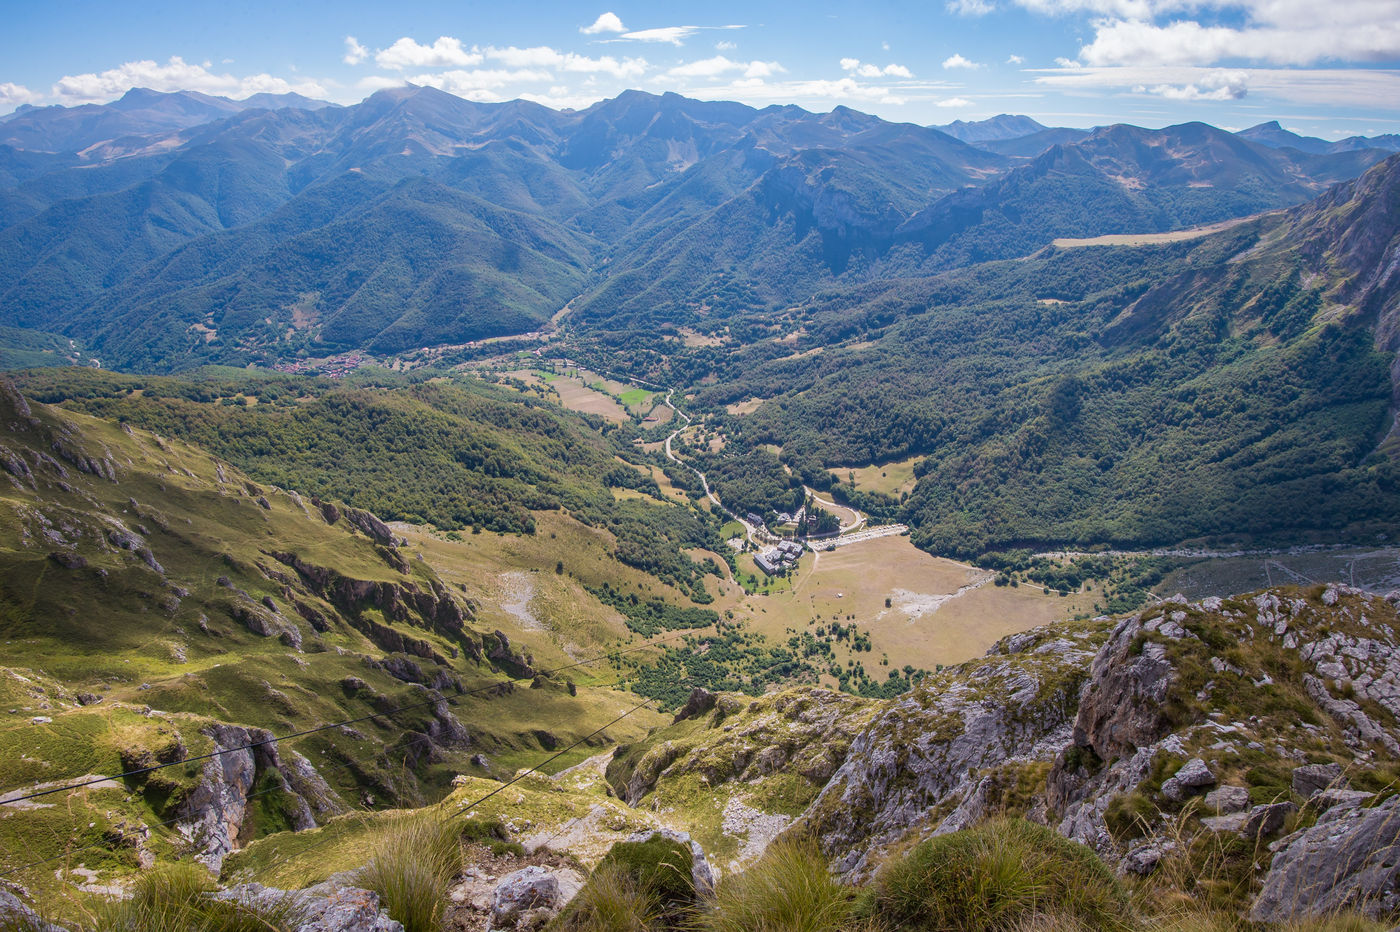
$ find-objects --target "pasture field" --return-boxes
[838,457,921,497]
[717,535,1094,675]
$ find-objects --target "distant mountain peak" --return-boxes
[935,114,1049,144]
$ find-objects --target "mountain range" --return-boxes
[1,86,1398,370]
[6,84,1400,930]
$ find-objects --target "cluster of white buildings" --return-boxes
[753,539,805,575]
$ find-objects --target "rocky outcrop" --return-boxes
[490,865,584,931]
[176,723,337,872]
[343,507,397,546]
[267,551,476,659]
[177,724,264,871]
[797,625,1104,878]
[220,879,404,931]
[0,889,69,932]
[610,687,879,807]
[1049,587,1400,871]
[485,630,535,679]
[624,829,716,896]
[1252,795,1400,921]
[1064,611,1175,764]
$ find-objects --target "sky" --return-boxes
[3,0,1400,138]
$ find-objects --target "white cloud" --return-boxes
[942,54,981,68]
[484,45,648,78]
[1008,0,1400,68]
[937,96,975,106]
[1078,14,1400,67]
[620,26,700,45]
[1134,68,1249,98]
[614,24,745,45]
[375,37,482,70]
[343,36,368,66]
[948,0,996,13]
[581,12,626,34]
[678,75,913,106]
[1033,63,1400,110]
[1014,0,1186,16]
[668,56,784,78]
[716,40,737,51]
[519,88,609,111]
[410,68,554,100]
[840,59,914,77]
[51,56,326,103]
[1007,53,1025,64]
[0,82,38,110]
[670,56,744,77]
[357,75,409,93]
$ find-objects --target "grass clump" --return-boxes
[355,813,463,932]
[594,835,697,911]
[695,838,863,932]
[867,817,1129,931]
[88,863,305,931]
[550,863,662,932]
[1148,910,1392,932]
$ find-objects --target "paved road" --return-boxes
[661,391,772,548]
[804,486,865,533]
[654,388,901,557]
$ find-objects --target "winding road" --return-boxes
[650,386,894,559]
[660,391,774,548]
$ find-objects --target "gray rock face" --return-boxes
[1302,675,1400,755]
[177,724,333,871]
[1161,758,1215,802]
[1122,841,1174,876]
[1241,802,1295,839]
[1292,762,1345,798]
[0,889,69,932]
[178,724,261,871]
[1071,615,1176,760]
[220,881,403,931]
[1253,795,1400,921]
[1202,812,1250,833]
[800,627,1103,879]
[1316,788,1374,810]
[1204,785,1251,814]
[489,865,583,931]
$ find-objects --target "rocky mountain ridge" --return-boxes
[0,87,1393,370]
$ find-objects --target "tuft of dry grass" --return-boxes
[83,862,306,931]
[355,813,462,932]
[550,863,662,932]
[868,817,1130,932]
[693,838,866,932]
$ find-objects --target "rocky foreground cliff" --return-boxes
[595,584,1400,922]
[7,582,1400,930]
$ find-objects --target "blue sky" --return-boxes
[4,0,1400,137]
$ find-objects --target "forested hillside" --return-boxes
[0,88,1390,370]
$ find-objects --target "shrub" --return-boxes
[595,835,696,910]
[356,814,463,932]
[867,818,1129,931]
[694,838,862,932]
[549,863,661,932]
